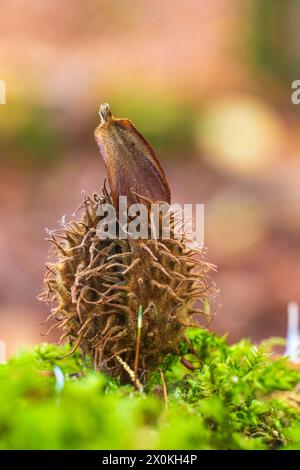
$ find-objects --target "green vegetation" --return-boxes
[1,329,300,450]
[109,90,196,156]
[0,94,62,169]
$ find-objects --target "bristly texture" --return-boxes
[40,189,217,382]
[41,104,217,383]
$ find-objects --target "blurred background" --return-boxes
[1,0,300,355]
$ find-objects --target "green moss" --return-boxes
[0,330,299,450]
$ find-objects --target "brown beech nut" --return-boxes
[94,103,171,208]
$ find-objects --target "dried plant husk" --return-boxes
[40,189,217,382]
[94,103,171,208]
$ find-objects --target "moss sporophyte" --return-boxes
[40,104,217,384]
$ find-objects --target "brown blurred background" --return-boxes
[1,0,300,355]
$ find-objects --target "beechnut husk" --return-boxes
[40,103,217,383]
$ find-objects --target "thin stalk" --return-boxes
[134,305,143,389]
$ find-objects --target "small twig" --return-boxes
[159,368,168,411]
[181,357,196,370]
[116,355,143,392]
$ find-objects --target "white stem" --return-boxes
[0,340,6,364]
[285,301,299,362]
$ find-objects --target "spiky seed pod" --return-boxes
[41,191,216,382]
[40,104,217,383]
